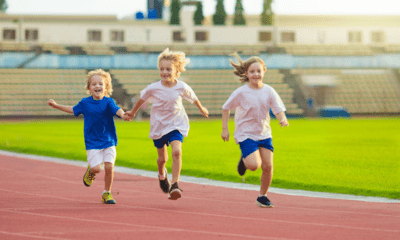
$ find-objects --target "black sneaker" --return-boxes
[256,196,274,208]
[237,155,247,176]
[168,182,182,200]
[158,168,171,194]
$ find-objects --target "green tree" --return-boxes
[261,0,273,25]
[193,1,204,25]
[0,0,8,12]
[213,0,226,25]
[170,0,181,25]
[233,0,246,25]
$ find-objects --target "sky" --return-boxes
[5,0,400,19]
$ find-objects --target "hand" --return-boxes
[122,113,131,121]
[200,107,209,118]
[48,99,57,108]
[279,119,289,127]
[124,111,135,121]
[221,129,229,142]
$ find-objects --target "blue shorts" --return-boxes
[239,138,274,159]
[153,130,183,149]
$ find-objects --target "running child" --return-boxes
[125,48,209,200]
[47,69,129,204]
[221,53,289,208]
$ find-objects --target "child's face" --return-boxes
[88,75,105,100]
[245,62,265,85]
[159,59,177,82]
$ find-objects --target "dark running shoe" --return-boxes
[168,182,182,200]
[237,155,247,176]
[256,196,274,208]
[159,168,171,194]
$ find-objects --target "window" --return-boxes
[281,31,295,43]
[173,31,185,42]
[195,31,208,42]
[348,31,362,43]
[111,30,124,42]
[259,31,272,42]
[88,30,102,42]
[3,29,16,40]
[371,31,385,43]
[25,29,38,41]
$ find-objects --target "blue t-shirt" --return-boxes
[73,96,120,150]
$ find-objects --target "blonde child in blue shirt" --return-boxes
[48,69,129,204]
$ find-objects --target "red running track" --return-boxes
[1,153,399,240]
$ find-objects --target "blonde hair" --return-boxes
[157,48,190,78]
[229,52,267,83]
[85,69,113,97]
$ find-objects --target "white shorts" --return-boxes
[86,146,116,168]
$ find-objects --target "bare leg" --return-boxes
[157,145,168,179]
[104,162,114,192]
[259,148,273,196]
[170,140,182,183]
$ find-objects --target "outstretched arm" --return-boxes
[125,98,146,120]
[48,99,74,114]
[275,111,289,127]
[221,109,230,141]
[193,100,209,118]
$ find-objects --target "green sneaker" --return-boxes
[102,192,116,204]
[83,165,96,187]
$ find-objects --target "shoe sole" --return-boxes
[256,201,274,208]
[168,189,182,200]
[102,200,116,204]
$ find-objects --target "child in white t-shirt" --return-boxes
[126,48,209,200]
[221,53,289,208]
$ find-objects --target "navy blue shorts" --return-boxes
[153,130,183,149]
[239,138,274,159]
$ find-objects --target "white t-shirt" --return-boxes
[140,80,198,139]
[222,84,286,144]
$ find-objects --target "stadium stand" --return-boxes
[0,69,87,116]
[40,43,70,55]
[0,52,36,68]
[109,69,304,116]
[278,44,375,56]
[291,68,400,114]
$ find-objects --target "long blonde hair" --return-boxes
[85,69,113,97]
[157,48,190,78]
[229,52,267,83]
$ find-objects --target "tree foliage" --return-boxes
[233,0,246,25]
[0,0,8,12]
[193,1,204,25]
[213,0,226,25]
[261,0,273,25]
[170,0,181,25]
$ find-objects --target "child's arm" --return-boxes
[221,109,230,141]
[125,98,146,120]
[275,111,289,127]
[193,100,209,118]
[48,99,74,114]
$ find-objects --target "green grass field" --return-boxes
[1,117,399,199]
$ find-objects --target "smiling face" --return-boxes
[245,62,265,88]
[159,59,177,82]
[88,74,105,100]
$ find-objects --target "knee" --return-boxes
[246,161,261,171]
[104,164,114,175]
[261,162,273,172]
[157,156,168,165]
[171,149,182,160]
[90,165,101,174]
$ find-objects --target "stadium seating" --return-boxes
[110,69,304,116]
[291,68,400,114]
[0,69,87,116]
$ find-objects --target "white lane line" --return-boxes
[1,149,399,203]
